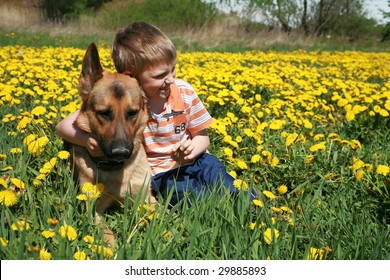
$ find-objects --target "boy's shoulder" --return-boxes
[174,78,194,91]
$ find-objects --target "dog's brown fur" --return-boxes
[69,43,156,247]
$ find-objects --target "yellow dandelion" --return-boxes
[313,134,325,141]
[141,203,156,213]
[283,215,294,226]
[337,98,348,107]
[89,244,113,259]
[23,134,37,146]
[10,178,25,189]
[306,247,325,260]
[39,248,52,260]
[376,165,390,176]
[309,141,326,152]
[349,158,365,171]
[74,251,90,260]
[348,140,362,150]
[277,185,288,195]
[365,163,374,171]
[244,128,254,137]
[251,154,261,163]
[163,231,173,241]
[0,178,7,188]
[346,110,355,121]
[233,179,248,191]
[59,225,78,241]
[40,158,57,174]
[253,199,264,207]
[324,173,334,179]
[263,190,276,199]
[271,206,283,214]
[262,150,272,158]
[2,166,13,171]
[41,230,56,239]
[83,235,95,244]
[236,159,248,170]
[303,119,313,129]
[27,136,49,156]
[76,194,87,201]
[31,106,47,116]
[81,182,102,199]
[10,148,22,154]
[280,206,293,213]
[17,116,31,131]
[58,150,70,159]
[229,170,237,178]
[0,190,18,207]
[47,217,59,226]
[33,178,42,187]
[11,221,30,231]
[249,222,265,231]
[269,119,285,130]
[263,228,280,244]
[0,237,9,247]
[223,147,233,158]
[270,156,279,167]
[327,133,339,139]
[305,155,315,164]
[379,109,389,117]
[284,132,299,147]
[355,169,364,182]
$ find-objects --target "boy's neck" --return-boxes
[148,98,167,114]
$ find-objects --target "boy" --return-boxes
[56,22,256,207]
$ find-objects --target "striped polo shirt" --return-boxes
[143,79,213,175]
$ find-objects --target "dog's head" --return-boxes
[76,43,148,162]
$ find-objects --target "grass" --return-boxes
[2,26,390,53]
[0,33,389,260]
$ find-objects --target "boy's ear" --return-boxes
[123,70,133,77]
[140,89,147,111]
[78,42,103,101]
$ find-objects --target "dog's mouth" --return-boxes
[90,157,126,171]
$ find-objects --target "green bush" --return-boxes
[98,0,218,30]
[39,0,110,22]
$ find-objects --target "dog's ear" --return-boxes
[78,43,103,101]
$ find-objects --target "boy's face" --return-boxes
[137,60,176,102]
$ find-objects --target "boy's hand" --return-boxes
[86,136,104,158]
[171,139,195,164]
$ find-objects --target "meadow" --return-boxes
[0,36,389,260]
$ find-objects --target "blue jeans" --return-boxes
[151,153,256,207]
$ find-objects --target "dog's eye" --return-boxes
[97,109,112,120]
[126,110,138,121]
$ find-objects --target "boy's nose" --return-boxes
[165,73,175,84]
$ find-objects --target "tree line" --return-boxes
[37,0,390,41]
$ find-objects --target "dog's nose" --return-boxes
[111,147,131,159]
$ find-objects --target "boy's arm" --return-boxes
[56,110,104,157]
[171,129,210,164]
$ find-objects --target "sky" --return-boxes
[213,0,390,24]
[365,0,389,23]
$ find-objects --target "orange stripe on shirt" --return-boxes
[143,79,213,175]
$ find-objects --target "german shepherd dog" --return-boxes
[68,43,156,246]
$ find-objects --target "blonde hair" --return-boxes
[111,22,177,78]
